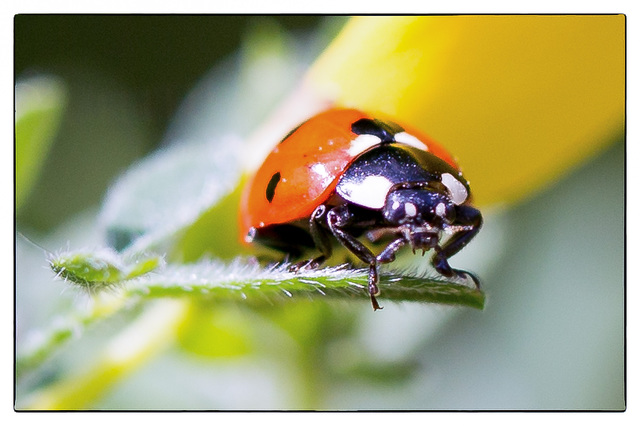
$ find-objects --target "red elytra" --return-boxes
[239,108,459,240]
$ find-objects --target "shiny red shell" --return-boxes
[239,108,459,241]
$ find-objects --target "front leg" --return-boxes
[432,204,482,287]
[326,205,383,310]
[377,237,407,265]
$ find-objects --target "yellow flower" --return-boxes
[306,16,625,207]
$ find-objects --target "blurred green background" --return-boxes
[15,15,323,231]
[15,15,624,410]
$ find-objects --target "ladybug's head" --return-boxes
[383,188,456,226]
[381,187,457,250]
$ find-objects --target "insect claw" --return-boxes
[370,294,383,311]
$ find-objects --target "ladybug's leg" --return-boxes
[326,205,383,310]
[376,238,407,265]
[291,205,333,272]
[432,205,483,287]
[308,205,333,266]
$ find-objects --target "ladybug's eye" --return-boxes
[383,196,413,224]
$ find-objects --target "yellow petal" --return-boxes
[306,16,625,206]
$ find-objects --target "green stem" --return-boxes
[16,294,126,379]
[19,299,189,410]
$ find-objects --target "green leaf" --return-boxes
[47,249,484,309]
[49,248,164,292]
[125,259,486,310]
[15,75,67,211]
[99,138,242,254]
[20,252,482,376]
[174,180,248,262]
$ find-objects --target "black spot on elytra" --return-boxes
[351,118,404,143]
[266,172,281,203]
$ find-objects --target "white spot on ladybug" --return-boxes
[391,200,401,210]
[441,173,468,205]
[393,132,429,151]
[338,175,393,209]
[347,134,382,157]
[404,202,417,217]
[435,202,447,217]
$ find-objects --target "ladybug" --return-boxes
[240,108,482,310]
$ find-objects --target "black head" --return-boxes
[382,188,456,227]
[381,187,457,251]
